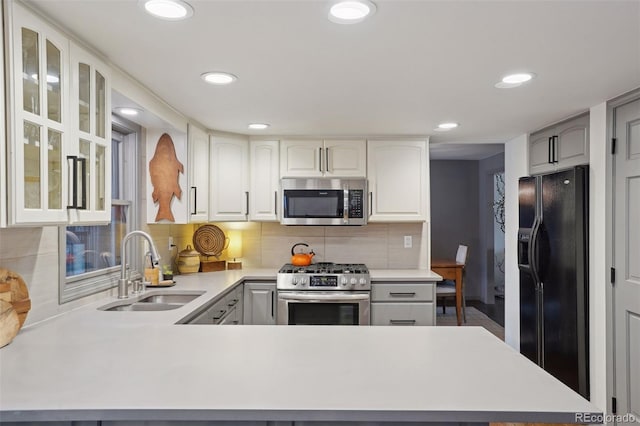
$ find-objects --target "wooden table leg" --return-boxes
[455,267,463,326]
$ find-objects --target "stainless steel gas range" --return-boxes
[276,263,370,326]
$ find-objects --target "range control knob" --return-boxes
[350,278,357,285]
[292,277,298,285]
[341,277,348,285]
[359,278,367,285]
[299,277,307,286]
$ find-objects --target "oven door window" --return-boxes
[288,302,358,325]
[283,190,343,218]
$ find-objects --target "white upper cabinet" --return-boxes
[5,2,111,226]
[249,140,280,221]
[367,140,429,222]
[188,123,209,223]
[280,139,366,178]
[6,1,70,225]
[67,41,111,224]
[280,139,323,177]
[529,113,589,175]
[1,10,7,228]
[323,139,367,177]
[209,135,249,221]
[555,114,590,168]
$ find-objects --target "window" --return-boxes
[59,116,140,303]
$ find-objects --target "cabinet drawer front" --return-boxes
[371,283,433,302]
[371,303,434,326]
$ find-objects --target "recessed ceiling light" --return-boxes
[495,72,535,88]
[329,0,376,24]
[116,107,141,116]
[140,0,193,21]
[201,72,238,85]
[248,123,270,130]
[437,122,459,130]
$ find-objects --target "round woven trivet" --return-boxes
[193,225,227,257]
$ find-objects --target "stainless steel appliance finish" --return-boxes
[280,178,367,226]
[277,262,371,325]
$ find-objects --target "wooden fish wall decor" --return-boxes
[149,133,184,222]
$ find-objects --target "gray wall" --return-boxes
[430,154,504,302]
[430,160,481,299]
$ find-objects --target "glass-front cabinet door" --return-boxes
[5,2,110,226]
[7,2,69,224]
[68,42,111,224]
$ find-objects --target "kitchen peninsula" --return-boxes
[0,269,601,425]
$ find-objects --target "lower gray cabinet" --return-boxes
[371,282,436,326]
[188,284,243,325]
[243,281,276,325]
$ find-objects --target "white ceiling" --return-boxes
[26,0,640,146]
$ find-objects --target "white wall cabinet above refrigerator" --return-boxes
[280,139,366,178]
[209,135,249,222]
[529,113,589,175]
[249,140,280,221]
[367,139,429,222]
[4,1,111,226]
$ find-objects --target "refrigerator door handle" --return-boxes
[539,282,545,368]
[529,217,541,286]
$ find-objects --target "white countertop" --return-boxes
[0,268,600,423]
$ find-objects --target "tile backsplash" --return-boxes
[0,221,429,326]
[154,221,430,270]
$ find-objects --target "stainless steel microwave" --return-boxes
[280,178,367,225]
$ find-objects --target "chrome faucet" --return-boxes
[118,230,161,299]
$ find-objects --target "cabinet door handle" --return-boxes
[79,158,87,210]
[319,147,323,172]
[66,156,78,209]
[390,319,416,325]
[67,156,87,210]
[245,191,249,216]
[389,292,416,297]
[548,137,553,164]
[191,186,197,215]
[369,191,373,215]
[552,135,558,163]
[271,291,275,318]
[274,191,278,215]
[325,147,330,173]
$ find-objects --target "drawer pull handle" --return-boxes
[390,319,416,325]
[389,292,416,297]
[227,299,238,307]
[213,309,227,320]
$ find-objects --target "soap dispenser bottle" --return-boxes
[143,252,160,285]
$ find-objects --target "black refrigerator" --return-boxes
[518,165,589,399]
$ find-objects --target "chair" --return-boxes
[436,244,468,323]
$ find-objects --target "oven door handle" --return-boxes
[278,292,370,302]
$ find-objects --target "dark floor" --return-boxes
[440,296,505,327]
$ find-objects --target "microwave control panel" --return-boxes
[348,190,364,218]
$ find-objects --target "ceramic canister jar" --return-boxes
[176,245,200,274]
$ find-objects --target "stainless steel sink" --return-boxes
[98,290,205,312]
[105,303,183,312]
[137,294,201,304]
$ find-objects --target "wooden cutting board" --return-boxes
[0,268,31,327]
[0,300,20,348]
